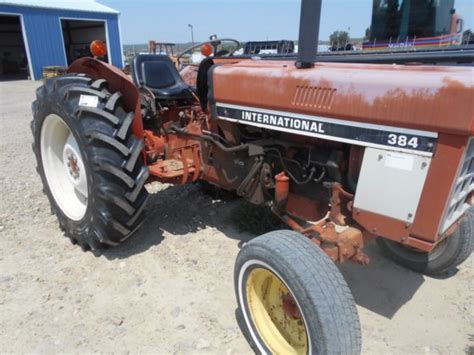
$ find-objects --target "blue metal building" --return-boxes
[0,0,123,80]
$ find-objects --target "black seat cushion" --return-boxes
[142,62,176,88]
[131,54,193,101]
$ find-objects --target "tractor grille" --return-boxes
[441,138,474,233]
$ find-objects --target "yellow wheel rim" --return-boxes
[246,267,309,354]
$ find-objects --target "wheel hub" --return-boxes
[282,293,302,320]
[62,133,88,197]
[67,154,80,180]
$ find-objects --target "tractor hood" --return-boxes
[210,60,474,137]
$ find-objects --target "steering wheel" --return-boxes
[177,37,241,68]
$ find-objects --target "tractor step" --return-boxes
[148,159,196,180]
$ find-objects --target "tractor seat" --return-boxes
[131,55,194,101]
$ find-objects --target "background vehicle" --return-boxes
[31,0,473,353]
[242,40,295,55]
[364,0,465,50]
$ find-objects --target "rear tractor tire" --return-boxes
[235,230,361,355]
[377,208,473,276]
[31,74,149,253]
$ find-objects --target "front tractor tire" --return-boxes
[31,74,149,252]
[377,208,473,276]
[235,230,361,355]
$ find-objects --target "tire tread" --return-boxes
[31,74,149,253]
[235,230,361,354]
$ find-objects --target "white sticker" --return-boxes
[385,152,414,171]
[78,95,99,108]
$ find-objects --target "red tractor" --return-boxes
[31,0,473,353]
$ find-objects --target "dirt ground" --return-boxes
[0,80,473,354]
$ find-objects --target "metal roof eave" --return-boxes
[0,0,119,15]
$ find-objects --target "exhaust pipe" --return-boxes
[296,0,323,68]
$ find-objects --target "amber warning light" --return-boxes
[90,40,107,58]
[201,43,213,57]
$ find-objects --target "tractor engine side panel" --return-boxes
[353,148,432,223]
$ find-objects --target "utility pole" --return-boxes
[188,24,194,47]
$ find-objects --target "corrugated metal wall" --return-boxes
[0,4,123,80]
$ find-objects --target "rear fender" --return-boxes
[67,58,144,138]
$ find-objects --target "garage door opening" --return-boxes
[0,14,30,80]
[61,19,109,65]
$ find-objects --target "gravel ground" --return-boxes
[0,80,473,354]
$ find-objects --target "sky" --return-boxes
[100,0,474,45]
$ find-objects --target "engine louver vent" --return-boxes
[441,138,474,233]
[292,86,336,109]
